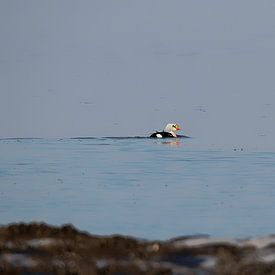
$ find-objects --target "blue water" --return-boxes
[1,137,275,240]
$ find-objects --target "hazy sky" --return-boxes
[1,0,275,149]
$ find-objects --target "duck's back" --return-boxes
[150,131,175,138]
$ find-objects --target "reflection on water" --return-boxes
[162,139,181,147]
[158,139,182,147]
[1,138,275,240]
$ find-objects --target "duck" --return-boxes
[150,123,182,138]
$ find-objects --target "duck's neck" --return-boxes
[169,131,177,137]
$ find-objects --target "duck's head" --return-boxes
[164,123,181,133]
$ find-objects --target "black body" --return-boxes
[150,132,190,138]
[150,131,176,138]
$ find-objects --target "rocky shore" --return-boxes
[1,223,275,274]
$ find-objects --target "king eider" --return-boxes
[150,123,183,138]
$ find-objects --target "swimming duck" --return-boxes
[150,123,182,138]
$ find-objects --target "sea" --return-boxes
[1,137,275,240]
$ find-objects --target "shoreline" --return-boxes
[1,222,275,274]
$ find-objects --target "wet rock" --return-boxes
[1,223,275,274]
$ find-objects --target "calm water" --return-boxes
[1,137,275,240]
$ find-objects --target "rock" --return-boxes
[1,222,275,274]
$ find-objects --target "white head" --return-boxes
[164,123,181,133]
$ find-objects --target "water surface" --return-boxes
[1,137,275,239]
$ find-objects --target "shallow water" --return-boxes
[1,137,275,240]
